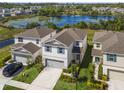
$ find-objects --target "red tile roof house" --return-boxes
[11,27,87,69]
[92,31,124,81]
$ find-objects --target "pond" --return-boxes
[0,38,14,48]
[5,15,114,28]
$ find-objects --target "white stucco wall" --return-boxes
[103,54,124,68]
[67,43,73,65]
[15,37,41,47]
[82,35,87,51]
[42,45,68,68]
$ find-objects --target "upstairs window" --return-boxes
[76,41,80,46]
[45,46,52,52]
[96,43,100,48]
[36,39,39,44]
[18,37,23,42]
[57,48,65,54]
[107,54,116,62]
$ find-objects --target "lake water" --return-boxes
[5,15,114,28]
[0,38,14,48]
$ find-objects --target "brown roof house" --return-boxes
[92,31,124,82]
[42,28,87,69]
[11,27,56,65]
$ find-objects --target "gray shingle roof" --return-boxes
[15,27,56,38]
[12,42,40,54]
[46,28,87,47]
[92,49,103,56]
[93,31,124,54]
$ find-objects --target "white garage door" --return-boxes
[109,70,124,81]
[14,54,28,65]
[46,59,64,69]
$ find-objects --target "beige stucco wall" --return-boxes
[103,54,124,68]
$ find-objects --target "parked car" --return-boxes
[3,63,23,77]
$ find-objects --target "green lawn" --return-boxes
[0,27,24,41]
[54,29,100,90]
[0,45,11,67]
[12,63,43,84]
[3,85,24,90]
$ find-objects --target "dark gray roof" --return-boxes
[46,28,87,47]
[23,42,40,54]
[12,42,40,54]
[92,49,103,56]
[93,31,124,54]
[15,27,56,38]
[11,43,24,49]
[72,46,83,53]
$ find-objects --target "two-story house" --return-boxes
[42,28,87,69]
[11,27,87,69]
[92,31,124,81]
[11,27,56,65]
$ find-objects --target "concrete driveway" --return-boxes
[108,80,124,90]
[0,68,12,89]
[28,67,62,90]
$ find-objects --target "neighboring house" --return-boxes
[12,27,56,65]
[11,27,87,69]
[42,28,87,69]
[92,31,124,81]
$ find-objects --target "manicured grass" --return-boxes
[3,85,24,90]
[0,27,24,41]
[0,45,11,67]
[54,80,76,90]
[12,63,43,84]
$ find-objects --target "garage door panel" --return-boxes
[14,54,29,65]
[46,59,64,69]
[109,70,124,81]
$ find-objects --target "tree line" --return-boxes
[47,17,124,31]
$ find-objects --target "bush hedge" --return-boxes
[60,74,76,83]
[102,75,108,81]
[98,63,103,80]
[87,63,95,82]
[87,81,108,90]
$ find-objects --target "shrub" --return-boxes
[87,81,108,90]
[87,63,95,82]
[98,63,103,80]
[60,74,76,83]
[63,69,71,73]
[102,75,108,81]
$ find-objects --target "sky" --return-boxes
[0,0,124,3]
